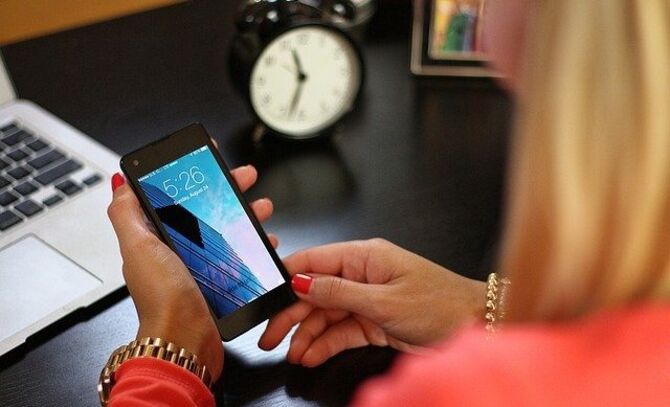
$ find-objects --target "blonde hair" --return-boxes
[500,0,670,320]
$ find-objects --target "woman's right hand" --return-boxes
[259,239,486,367]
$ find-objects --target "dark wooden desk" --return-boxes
[0,1,511,405]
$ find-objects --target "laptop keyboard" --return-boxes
[0,122,102,232]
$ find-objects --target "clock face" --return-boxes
[249,25,362,138]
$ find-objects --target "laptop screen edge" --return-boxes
[0,50,16,107]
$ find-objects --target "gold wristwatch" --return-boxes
[97,337,212,406]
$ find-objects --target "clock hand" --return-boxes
[289,49,307,118]
[281,64,295,75]
[288,80,304,118]
[292,49,307,81]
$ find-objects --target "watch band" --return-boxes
[97,337,212,406]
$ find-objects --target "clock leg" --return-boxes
[252,123,267,143]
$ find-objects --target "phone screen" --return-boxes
[136,145,285,318]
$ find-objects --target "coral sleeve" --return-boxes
[352,304,670,407]
[108,357,215,407]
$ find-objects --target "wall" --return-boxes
[0,0,181,45]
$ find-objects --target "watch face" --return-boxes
[249,25,362,138]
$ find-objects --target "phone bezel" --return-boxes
[120,123,296,341]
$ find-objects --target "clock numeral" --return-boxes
[264,56,275,67]
[262,94,272,105]
[333,49,342,60]
[280,40,291,50]
[257,76,266,87]
[319,35,326,46]
[320,101,329,113]
[332,88,342,97]
[340,68,349,77]
[298,110,306,121]
[298,33,309,45]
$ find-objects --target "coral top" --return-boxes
[109,304,670,407]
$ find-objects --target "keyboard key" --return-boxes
[0,176,10,190]
[82,174,102,186]
[0,123,18,134]
[55,179,82,196]
[14,181,38,196]
[0,210,22,231]
[7,166,31,180]
[15,200,43,217]
[27,149,65,170]
[0,158,9,170]
[1,130,30,146]
[43,195,63,207]
[7,148,29,162]
[35,159,82,185]
[26,138,48,152]
[0,191,19,206]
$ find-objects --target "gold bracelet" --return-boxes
[485,272,510,337]
[97,337,212,406]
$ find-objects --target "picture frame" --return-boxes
[411,0,497,77]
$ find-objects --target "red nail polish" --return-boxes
[292,274,312,295]
[111,173,125,192]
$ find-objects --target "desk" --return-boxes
[0,1,511,405]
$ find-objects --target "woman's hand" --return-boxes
[107,165,275,383]
[259,239,486,367]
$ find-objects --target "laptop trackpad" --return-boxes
[0,236,102,343]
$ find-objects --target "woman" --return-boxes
[104,0,670,405]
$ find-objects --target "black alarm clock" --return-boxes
[230,0,371,140]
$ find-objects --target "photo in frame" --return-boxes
[411,0,497,77]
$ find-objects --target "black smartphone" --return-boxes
[120,123,296,340]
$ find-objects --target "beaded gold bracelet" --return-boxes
[485,272,510,337]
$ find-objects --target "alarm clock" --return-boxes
[230,0,367,140]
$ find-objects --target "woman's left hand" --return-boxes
[107,165,275,383]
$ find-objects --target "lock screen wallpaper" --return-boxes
[138,145,285,317]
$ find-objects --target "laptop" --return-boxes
[0,51,124,356]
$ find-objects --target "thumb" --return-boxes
[291,273,382,318]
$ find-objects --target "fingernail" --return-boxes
[302,348,316,366]
[111,172,125,192]
[291,274,312,295]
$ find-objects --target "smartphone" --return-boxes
[120,123,296,340]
